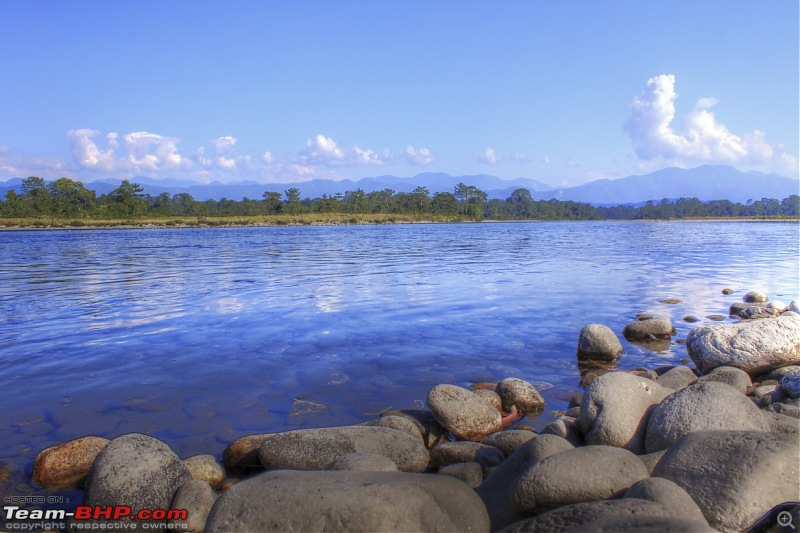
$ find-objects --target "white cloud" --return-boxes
[404,145,435,166]
[626,74,798,175]
[261,151,274,164]
[542,156,552,166]
[509,153,530,164]
[67,129,186,173]
[0,145,10,155]
[292,134,391,167]
[475,147,499,165]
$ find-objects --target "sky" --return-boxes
[0,1,797,187]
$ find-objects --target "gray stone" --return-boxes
[756,364,800,382]
[686,314,800,375]
[580,372,673,454]
[324,452,398,472]
[476,435,574,532]
[564,515,718,532]
[480,430,536,457]
[510,445,648,515]
[170,478,218,533]
[183,454,226,488]
[364,415,425,445]
[380,409,449,448]
[638,450,666,475]
[428,384,502,441]
[623,477,707,525]
[495,378,545,416]
[653,430,800,532]
[645,381,771,453]
[577,324,623,361]
[438,462,483,488]
[762,410,800,436]
[767,399,800,419]
[697,366,751,394]
[258,426,429,473]
[655,366,697,390]
[729,301,768,316]
[223,434,269,470]
[84,433,191,524]
[623,317,674,341]
[781,369,800,399]
[541,418,585,447]
[743,290,769,303]
[205,470,490,533]
[430,441,505,474]
[473,389,503,412]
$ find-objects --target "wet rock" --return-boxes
[84,433,191,522]
[580,372,672,454]
[205,470,490,533]
[789,300,800,313]
[258,426,429,473]
[325,452,398,472]
[682,315,700,323]
[768,301,788,313]
[645,381,771,453]
[661,298,682,304]
[654,430,800,532]
[576,324,623,361]
[729,301,768,316]
[654,366,697,390]
[363,415,425,445]
[183,454,226,488]
[622,317,675,341]
[623,477,707,525]
[380,409,450,448]
[743,290,769,303]
[287,398,327,424]
[721,287,734,295]
[33,435,109,489]
[781,368,800,399]
[428,384,502,441]
[541,418,585,447]
[697,365,752,394]
[480,430,536,457]
[430,441,504,474]
[473,389,503,412]
[223,434,271,470]
[706,314,727,321]
[739,306,775,319]
[510,445,648,515]
[495,378,545,416]
[686,314,800,375]
[438,462,483,488]
[170,478,218,533]
[476,435,574,531]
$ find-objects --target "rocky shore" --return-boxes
[22,290,800,532]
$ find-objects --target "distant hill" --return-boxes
[1,165,797,205]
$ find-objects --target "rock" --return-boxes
[638,450,666,475]
[762,410,800,436]
[721,287,734,295]
[781,369,800,399]
[473,389,503,412]
[661,298,682,304]
[380,409,449,448]
[500,499,677,533]
[565,515,718,532]
[510,445,648,515]
[739,306,775,319]
[622,317,675,341]
[576,324,623,361]
[223,434,270,470]
[580,372,673,454]
[654,430,800,532]
[84,433,191,523]
[495,378,545,416]
[481,430,536,457]
[706,314,726,321]
[729,301,768,316]
[428,384,502,441]
[32,436,109,489]
[743,290,769,303]
[697,366,751,394]
[438,462,483,488]
[325,453,398,472]
[205,470,491,533]
[682,315,700,323]
[258,426,429,473]
[364,415,425,445]
[766,399,800,419]
[170,478,218,533]
[623,477,707,525]
[476,435,574,531]
[789,300,800,313]
[645,381,771,453]
[430,441,504,474]
[686,314,800,375]
[541,418,584,447]
[183,454,226,488]
[768,301,788,313]
[654,366,697,390]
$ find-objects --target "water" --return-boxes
[1,221,798,498]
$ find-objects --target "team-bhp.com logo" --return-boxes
[4,505,188,530]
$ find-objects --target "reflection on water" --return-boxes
[0,221,798,495]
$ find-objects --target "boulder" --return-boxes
[183,454,226,487]
[480,430,536,457]
[510,445,648,515]
[380,409,450,448]
[258,426,429,473]
[622,317,674,341]
[169,478,218,533]
[364,415,425,445]
[645,381,771,453]
[223,434,270,470]
[686,314,800,375]
[654,366,697,390]
[576,324,623,361]
[623,477,707,525]
[653,430,800,532]
[564,515,718,532]
[205,470,490,533]
[781,368,800,399]
[495,378,545,416]
[580,372,672,454]
[428,384,502,441]
[696,365,751,394]
[729,301,768,316]
[430,441,504,474]
[541,418,585,447]
[324,453,398,472]
[638,450,666,475]
[33,436,109,489]
[437,462,483,488]
[743,290,769,303]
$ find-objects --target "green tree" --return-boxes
[48,177,96,218]
[431,192,459,215]
[285,188,303,214]
[344,188,369,213]
[263,191,283,214]
[108,180,147,217]
[21,176,52,215]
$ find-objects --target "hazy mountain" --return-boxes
[1,165,796,205]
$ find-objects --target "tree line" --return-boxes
[1,176,798,221]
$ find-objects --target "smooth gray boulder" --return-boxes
[205,470,490,533]
[380,409,450,448]
[258,426,429,472]
[622,317,674,340]
[541,418,584,447]
[696,365,751,393]
[645,381,771,453]
[325,452,398,472]
[623,477,707,525]
[84,433,191,523]
[781,368,800,399]
[428,384,502,441]
[577,324,623,361]
[653,430,800,532]
[430,441,504,474]
[476,435,574,532]
[686,314,800,375]
[638,450,666,475]
[183,454,226,488]
[580,372,673,453]
[743,290,769,303]
[480,430,536,457]
[438,462,483,488]
[473,389,503,412]
[495,378,545,416]
[510,445,648,515]
[564,515,718,532]
[364,415,425,445]
[169,478,218,533]
[655,366,697,390]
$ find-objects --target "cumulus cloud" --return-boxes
[292,134,392,167]
[67,129,186,173]
[195,135,251,171]
[475,147,499,165]
[626,74,798,175]
[404,145,435,166]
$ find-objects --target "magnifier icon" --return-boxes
[779,511,795,530]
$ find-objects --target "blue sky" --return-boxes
[1,1,797,186]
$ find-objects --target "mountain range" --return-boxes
[1,165,797,206]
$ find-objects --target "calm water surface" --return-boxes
[1,221,798,497]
